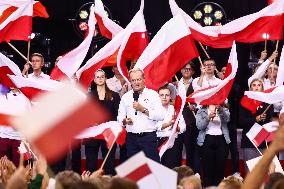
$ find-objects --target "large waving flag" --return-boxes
[276,45,284,86]
[245,85,284,104]
[0,52,22,88]
[94,0,123,39]
[170,0,284,48]
[8,75,62,100]
[0,0,33,42]
[159,83,186,158]
[11,82,110,163]
[76,0,148,89]
[117,0,149,82]
[134,14,198,90]
[246,123,269,147]
[50,5,96,80]
[187,42,238,105]
[248,59,271,87]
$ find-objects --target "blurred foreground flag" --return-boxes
[11,82,110,163]
[116,152,177,189]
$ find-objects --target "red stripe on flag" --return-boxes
[33,97,111,163]
[124,163,152,182]
[0,113,13,126]
[0,16,32,42]
[266,132,275,142]
[253,128,269,147]
[102,128,116,149]
[50,65,69,80]
[158,138,169,152]
[0,7,18,25]
[95,14,113,39]
[0,66,17,88]
[33,2,49,18]
[144,35,199,90]
[19,87,45,100]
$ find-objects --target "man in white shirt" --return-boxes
[22,53,50,80]
[192,59,221,91]
[117,68,164,162]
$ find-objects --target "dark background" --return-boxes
[0,0,281,89]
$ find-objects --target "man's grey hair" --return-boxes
[128,68,144,79]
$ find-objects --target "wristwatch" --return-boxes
[142,108,149,114]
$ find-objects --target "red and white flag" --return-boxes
[115,152,177,189]
[8,75,62,100]
[0,52,22,88]
[170,0,284,48]
[50,5,96,80]
[18,142,32,160]
[117,0,149,82]
[76,121,126,148]
[187,42,238,105]
[263,121,279,142]
[245,85,284,104]
[268,0,276,5]
[134,14,198,90]
[248,59,270,87]
[11,82,110,163]
[94,0,123,39]
[0,0,33,42]
[276,45,284,86]
[33,1,49,18]
[246,123,269,147]
[159,82,186,158]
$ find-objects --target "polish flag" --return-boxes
[50,5,96,80]
[117,0,149,81]
[159,83,186,158]
[11,82,110,163]
[187,42,238,105]
[94,0,123,39]
[76,121,126,148]
[170,0,284,48]
[276,45,284,86]
[245,85,284,104]
[0,52,22,88]
[8,75,62,100]
[0,0,33,42]
[248,59,271,87]
[18,142,32,161]
[116,152,177,189]
[263,121,279,142]
[268,0,276,5]
[76,1,148,89]
[134,14,198,91]
[246,123,270,147]
[33,1,49,18]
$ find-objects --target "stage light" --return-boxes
[262,33,270,39]
[214,10,223,20]
[79,10,88,19]
[204,4,213,14]
[204,17,213,26]
[193,10,202,20]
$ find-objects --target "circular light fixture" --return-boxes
[79,10,89,19]
[193,10,203,20]
[191,2,227,27]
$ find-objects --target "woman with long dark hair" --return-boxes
[84,69,120,175]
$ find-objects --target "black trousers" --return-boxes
[126,132,160,162]
[228,122,240,173]
[158,134,183,169]
[119,144,128,163]
[84,139,117,175]
[182,125,201,173]
[200,135,229,187]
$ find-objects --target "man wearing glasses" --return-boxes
[192,59,221,91]
[117,68,164,162]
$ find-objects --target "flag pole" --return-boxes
[264,39,267,52]
[7,43,32,64]
[198,42,210,59]
[273,40,279,64]
[99,135,118,171]
[198,57,204,67]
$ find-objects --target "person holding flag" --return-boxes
[156,85,186,168]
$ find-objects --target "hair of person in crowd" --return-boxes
[203,58,216,65]
[68,180,100,189]
[249,78,264,91]
[55,170,81,189]
[218,175,243,189]
[107,177,139,189]
[264,172,284,189]
[173,165,194,185]
[128,68,145,79]
[180,175,202,189]
[31,53,45,63]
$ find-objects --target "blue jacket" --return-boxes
[196,107,231,146]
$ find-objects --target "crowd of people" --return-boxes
[0,47,284,189]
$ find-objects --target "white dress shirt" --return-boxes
[106,76,131,97]
[0,91,31,140]
[205,107,222,135]
[192,75,222,91]
[156,105,186,138]
[28,72,50,80]
[117,88,165,133]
